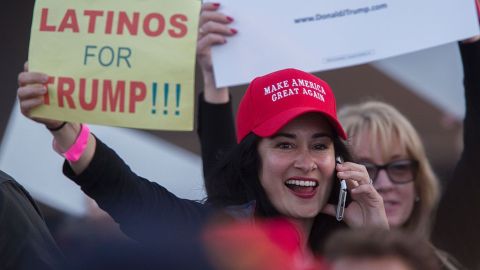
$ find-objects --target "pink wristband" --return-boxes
[53,124,90,162]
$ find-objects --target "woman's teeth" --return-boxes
[285,180,317,187]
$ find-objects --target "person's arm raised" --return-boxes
[196,3,238,179]
[17,62,95,175]
[197,2,236,104]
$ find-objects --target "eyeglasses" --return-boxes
[360,159,419,184]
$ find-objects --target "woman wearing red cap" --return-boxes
[203,67,389,250]
[196,2,479,268]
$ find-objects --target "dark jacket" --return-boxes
[0,170,65,270]
[431,41,480,270]
[62,139,215,269]
[197,94,236,179]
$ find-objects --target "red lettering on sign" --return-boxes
[58,9,80,33]
[47,77,148,113]
[105,11,114,34]
[117,11,139,35]
[38,9,189,38]
[40,8,56,32]
[79,78,98,111]
[84,10,104,33]
[169,14,188,38]
[143,13,165,37]
[102,80,126,112]
[57,77,76,108]
[129,81,146,113]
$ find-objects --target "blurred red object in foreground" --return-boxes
[203,218,326,270]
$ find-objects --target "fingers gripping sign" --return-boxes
[17,62,64,129]
[197,2,237,103]
[197,2,237,75]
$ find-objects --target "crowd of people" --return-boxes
[2,1,479,269]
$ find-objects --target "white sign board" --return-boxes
[211,0,479,87]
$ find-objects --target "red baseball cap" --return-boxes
[236,68,347,143]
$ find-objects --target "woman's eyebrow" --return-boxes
[389,154,407,160]
[270,133,295,139]
[312,133,333,139]
[270,132,333,139]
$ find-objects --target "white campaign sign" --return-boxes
[210,0,479,87]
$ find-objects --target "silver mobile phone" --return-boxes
[336,156,347,221]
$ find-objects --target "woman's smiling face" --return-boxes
[257,113,336,220]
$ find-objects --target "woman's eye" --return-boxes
[390,164,410,172]
[276,142,294,149]
[313,143,328,150]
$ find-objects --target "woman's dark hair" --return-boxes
[205,130,353,252]
[205,133,279,217]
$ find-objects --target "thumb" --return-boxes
[321,203,336,217]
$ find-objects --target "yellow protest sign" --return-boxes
[28,0,200,131]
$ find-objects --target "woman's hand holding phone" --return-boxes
[322,159,389,229]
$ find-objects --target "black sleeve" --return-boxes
[197,92,237,179]
[0,171,66,270]
[63,137,213,245]
[431,41,480,270]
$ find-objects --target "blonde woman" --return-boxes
[337,102,438,237]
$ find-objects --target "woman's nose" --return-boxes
[293,150,317,172]
[374,169,394,190]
